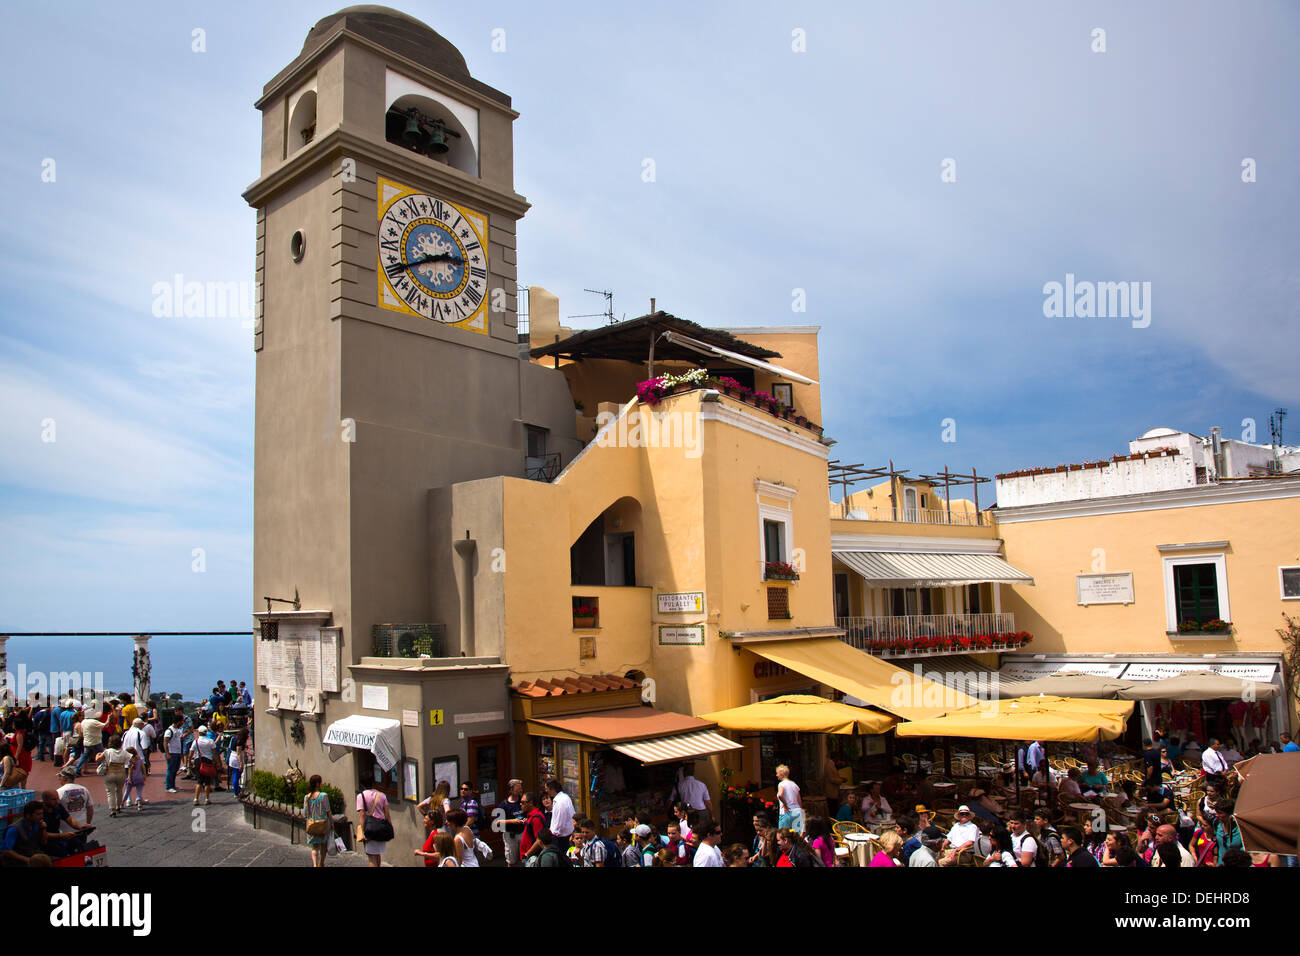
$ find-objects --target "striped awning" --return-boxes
[834,550,1034,587]
[611,730,743,766]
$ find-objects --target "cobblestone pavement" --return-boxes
[27,756,370,867]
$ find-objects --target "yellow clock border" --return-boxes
[376,176,489,335]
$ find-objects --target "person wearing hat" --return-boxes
[909,826,945,867]
[632,823,657,867]
[121,719,149,811]
[914,804,935,831]
[189,724,221,806]
[937,805,980,866]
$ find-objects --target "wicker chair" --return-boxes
[832,820,866,843]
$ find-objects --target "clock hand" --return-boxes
[385,253,465,278]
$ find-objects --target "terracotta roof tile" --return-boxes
[513,673,637,698]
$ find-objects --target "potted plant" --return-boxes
[573,605,598,628]
[763,561,800,581]
[636,377,667,406]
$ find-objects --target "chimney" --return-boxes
[1210,426,1223,481]
[650,297,656,315]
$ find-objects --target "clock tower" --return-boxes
[243,7,579,830]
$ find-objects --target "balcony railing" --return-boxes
[525,452,561,481]
[830,502,990,526]
[836,613,1021,657]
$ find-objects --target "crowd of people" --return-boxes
[327,729,1295,869]
[1,680,256,865]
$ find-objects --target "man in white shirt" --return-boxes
[72,713,107,776]
[1201,739,1230,776]
[671,764,713,818]
[1150,824,1196,867]
[1026,740,1046,777]
[938,806,980,866]
[546,778,576,850]
[692,820,725,866]
[909,827,942,867]
[162,715,187,792]
[1008,813,1038,866]
[57,773,94,827]
[123,719,149,769]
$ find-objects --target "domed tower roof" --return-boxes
[1139,426,1180,439]
[302,6,509,106]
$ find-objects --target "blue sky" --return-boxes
[0,1,1296,631]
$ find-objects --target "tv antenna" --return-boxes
[1270,407,1287,447]
[568,288,616,325]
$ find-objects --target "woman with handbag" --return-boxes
[356,783,393,867]
[190,725,221,806]
[97,734,134,817]
[304,774,333,868]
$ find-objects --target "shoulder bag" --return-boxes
[306,793,332,837]
[361,790,395,843]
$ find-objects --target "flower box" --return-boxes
[1177,619,1232,635]
[763,561,800,581]
[573,603,599,629]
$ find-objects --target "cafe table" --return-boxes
[843,831,878,867]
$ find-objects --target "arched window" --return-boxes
[288,90,317,152]
[384,93,477,176]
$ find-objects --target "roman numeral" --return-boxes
[470,266,486,279]
[464,284,482,307]
[399,197,421,220]
[380,238,399,253]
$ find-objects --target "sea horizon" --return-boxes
[2,634,253,704]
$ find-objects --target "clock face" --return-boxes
[376,177,489,333]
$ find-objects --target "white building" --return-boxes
[995,425,1299,508]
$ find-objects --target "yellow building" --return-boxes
[991,455,1300,743]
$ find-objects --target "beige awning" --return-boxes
[611,730,743,765]
[661,329,818,385]
[746,637,976,721]
[834,550,1034,587]
[1117,670,1280,701]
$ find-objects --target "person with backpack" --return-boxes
[162,714,186,792]
[1032,809,1065,867]
[530,828,568,868]
[35,700,56,762]
[1008,812,1039,866]
[578,818,621,868]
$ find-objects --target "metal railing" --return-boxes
[525,452,561,481]
[830,502,989,526]
[836,613,1016,648]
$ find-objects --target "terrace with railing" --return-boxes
[836,612,1027,658]
[829,501,991,525]
[829,462,993,526]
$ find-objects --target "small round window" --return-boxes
[290,230,306,262]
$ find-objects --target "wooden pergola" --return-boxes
[828,460,910,519]
[528,311,780,371]
[915,466,992,522]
